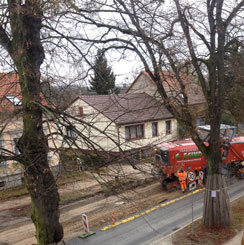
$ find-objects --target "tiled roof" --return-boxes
[126,71,206,105]
[0,73,51,114]
[0,73,21,113]
[79,93,173,125]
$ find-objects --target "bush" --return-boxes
[60,150,107,172]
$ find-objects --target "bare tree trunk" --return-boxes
[203,174,232,227]
[25,151,63,244]
[19,125,63,244]
[8,1,63,244]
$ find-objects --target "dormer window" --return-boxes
[6,96,22,106]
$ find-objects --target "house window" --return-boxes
[47,151,52,159]
[125,124,144,140]
[13,138,21,155]
[166,120,171,135]
[0,139,6,167]
[196,117,205,126]
[6,95,22,106]
[152,122,158,137]
[66,126,78,140]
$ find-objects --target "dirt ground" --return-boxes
[171,195,244,245]
[0,163,182,245]
[1,162,242,245]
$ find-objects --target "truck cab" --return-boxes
[197,124,237,141]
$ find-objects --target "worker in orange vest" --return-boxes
[178,169,187,193]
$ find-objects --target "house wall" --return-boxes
[127,73,208,138]
[126,73,161,99]
[65,99,177,152]
[0,116,24,176]
[0,115,60,178]
[118,119,178,151]
[64,99,119,151]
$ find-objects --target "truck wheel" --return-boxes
[165,182,172,191]
[161,180,167,190]
[162,179,170,191]
[237,170,244,179]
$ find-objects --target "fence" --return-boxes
[0,165,60,191]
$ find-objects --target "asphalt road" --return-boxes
[66,178,244,245]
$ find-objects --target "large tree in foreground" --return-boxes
[66,0,244,227]
[0,1,63,244]
[90,49,118,94]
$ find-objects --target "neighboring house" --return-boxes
[64,70,208,157]
[64,93,178,156]
[0,73,59,188]
[126,71,207,129]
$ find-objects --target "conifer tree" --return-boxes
[90,50,118,94]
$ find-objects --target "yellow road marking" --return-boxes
[101,188,205,231]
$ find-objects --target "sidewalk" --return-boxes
[224,231,243,245]
[151,230,243,245]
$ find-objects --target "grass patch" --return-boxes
[0,171,92,201]
[60,192,87,205]
[0,185,28,200]
[56,170,92,186]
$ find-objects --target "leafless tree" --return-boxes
[53,0,244,228]
[1,0,244,243]
[0,1,66,244]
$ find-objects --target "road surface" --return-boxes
[66,178,244,245]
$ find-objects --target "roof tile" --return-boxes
[0,73,51,114]
[79,93,173,125]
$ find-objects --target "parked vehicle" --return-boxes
[153,124,244,191]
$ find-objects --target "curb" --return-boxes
[150,190,244,245]
[101,188,205,231]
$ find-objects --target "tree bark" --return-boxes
[203,174,232,227]
[8,1,63,244]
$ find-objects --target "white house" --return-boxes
[64,92,178,156]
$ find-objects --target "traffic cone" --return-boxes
[112,211,115,225]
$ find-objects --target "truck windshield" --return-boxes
[160,150,169,164]
[155,150,169,165]
[198,129,209,141]
[197,124,236,141]
[220,128,235,139]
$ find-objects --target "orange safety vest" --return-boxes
[178,171,186,181]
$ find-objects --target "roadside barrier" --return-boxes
[79,214,96,239]
[82,214,89,233]
[198,171,204,187]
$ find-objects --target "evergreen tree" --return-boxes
[90,50,119,94]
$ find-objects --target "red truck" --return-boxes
[153,124,244,191]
